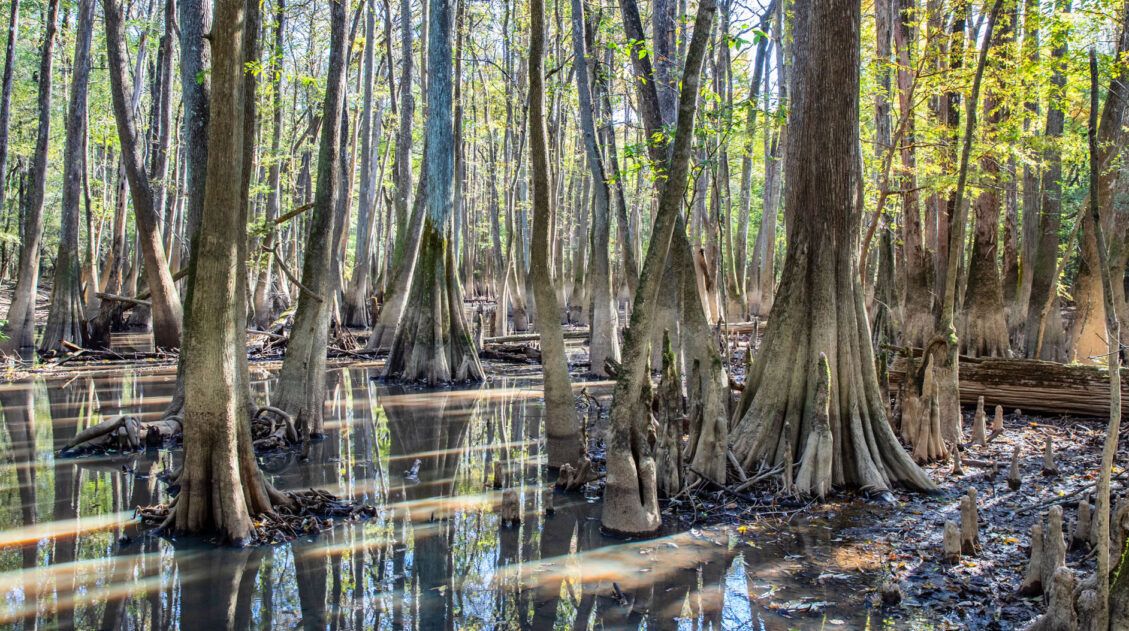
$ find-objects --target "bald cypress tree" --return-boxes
[728,0,933,496]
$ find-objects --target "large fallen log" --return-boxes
[890,354,1129,419]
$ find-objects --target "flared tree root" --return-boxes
[140,487,375,545]
[383,222,485,384]
[655,332,686,497]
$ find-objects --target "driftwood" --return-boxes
[890,353,1129,418]
[59,415,183,455]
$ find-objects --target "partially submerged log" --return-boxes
[59,415,182,455]
[891,352,1129,419]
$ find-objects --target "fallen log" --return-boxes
[483,330,591,344]
[96,292,152,309]
[890,353,1129,419]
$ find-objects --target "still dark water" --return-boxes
[0,359,894,630]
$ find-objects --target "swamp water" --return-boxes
[0,361,897,629]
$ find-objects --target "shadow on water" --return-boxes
[0,363,895,629]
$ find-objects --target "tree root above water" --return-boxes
[137,487,376,545]
[59,407,305,457]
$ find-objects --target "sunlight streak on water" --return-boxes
[0,364,883,629]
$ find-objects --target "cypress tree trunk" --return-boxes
[1066,2,1129,365]
[1023,5,1068,360]
[0,0,18,281]
[894,0,934,348]
[960,11,1012,358]
[729,0,934,495]
[602,0,715,535]
[343,2,380,328]
[530,0,581,468]
[104,0,184,349]
[2,0,59,352]
[41,0,96,353]
[569,0,619,376]
[273,0,349,436]
[384,0,484,384]
[172,0,287,542]
[253,0,287,329]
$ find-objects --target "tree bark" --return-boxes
[41,0,96,352]
[104,0,184,349]
[2,0,59,352]
[729,0,933,495]
[530,0,581,468]
[273,0,349,436]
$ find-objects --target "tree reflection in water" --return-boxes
[0,365,886,629]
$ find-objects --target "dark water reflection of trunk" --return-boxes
[0,364,895,629]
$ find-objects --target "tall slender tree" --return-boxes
[531,0,581,468]
[569,0,619,376]
[104,0,184,349]
[41,0,97,352]
[2,0,59,353]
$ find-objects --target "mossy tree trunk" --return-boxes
[729,0,934,495]
[273,0,349,436]
[601,0,715,535]
[385,0,484,384]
